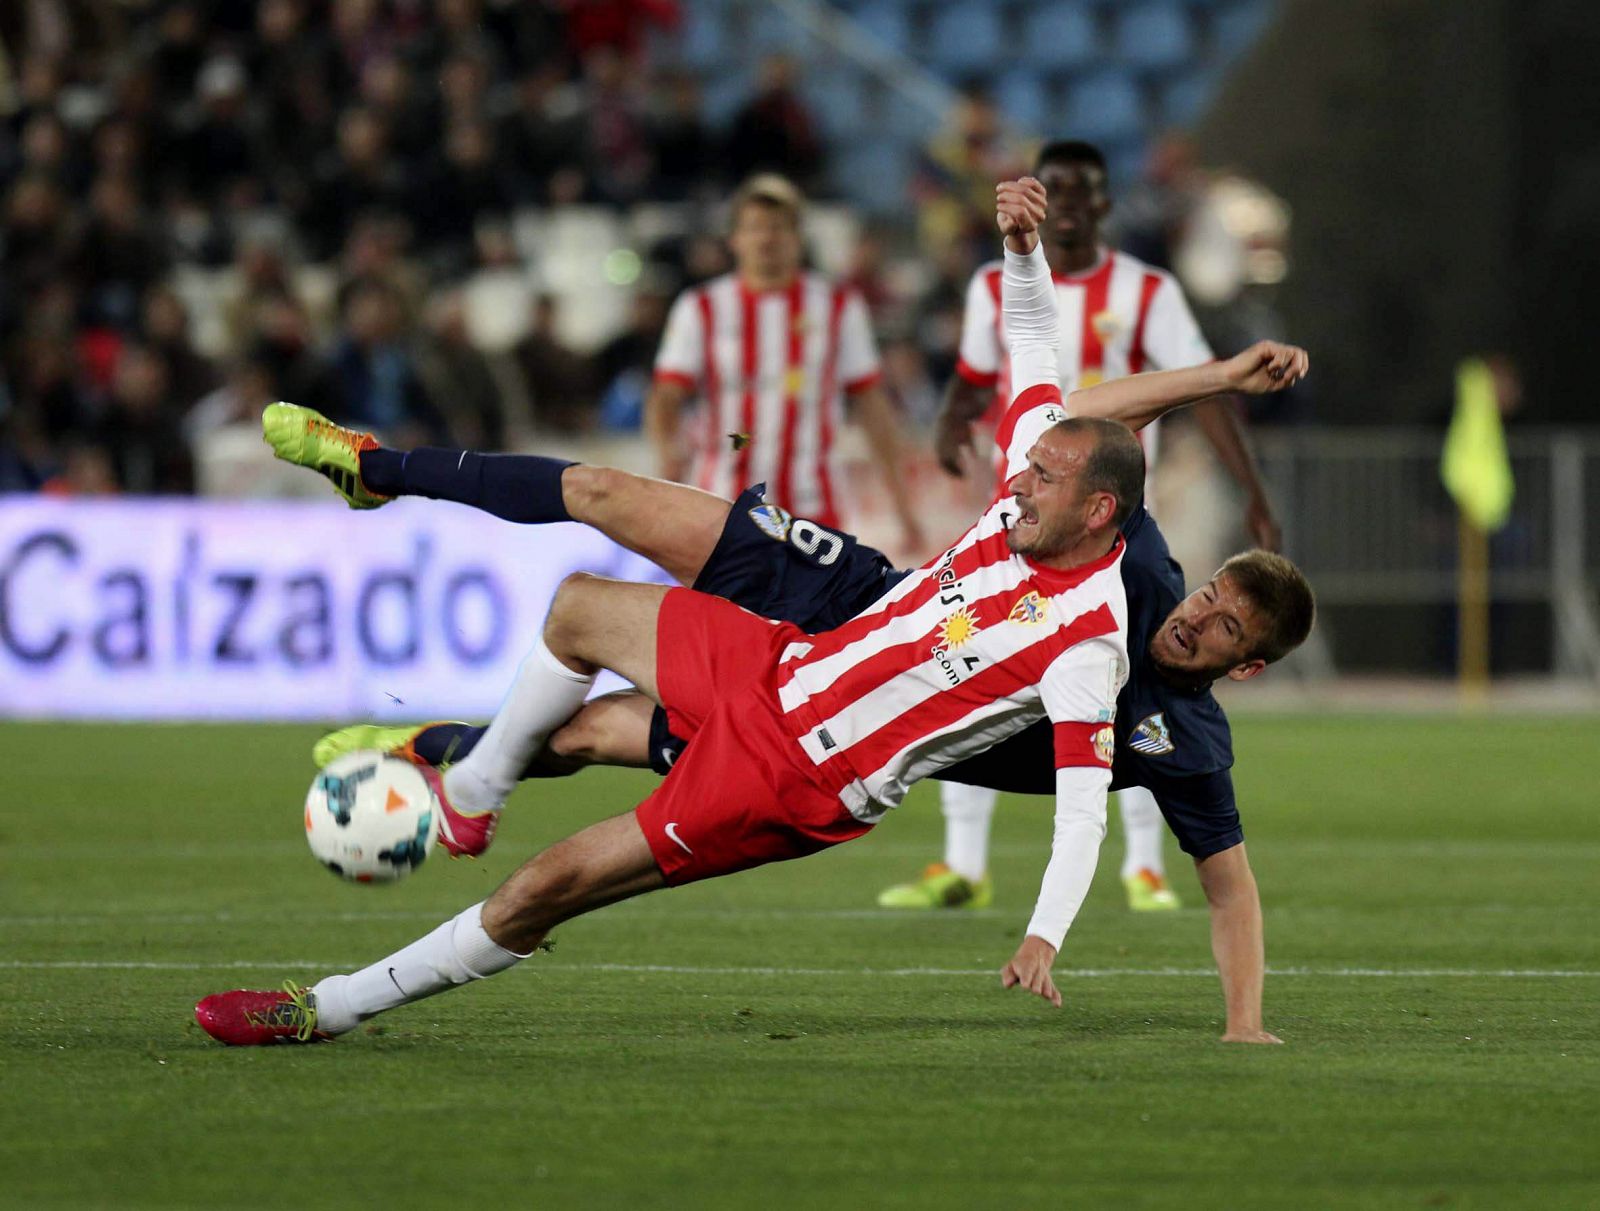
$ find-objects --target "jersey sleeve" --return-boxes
[1142,768,1243,859]
[1024,631,1127,949]
[992,243,1069,480]
[836,289,882,392]
[1138,274,1213,371]
[955,268,1001,387]
[653,290,704,388]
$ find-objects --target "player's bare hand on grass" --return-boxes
[1224,340,1309,394]
[995,177,1048,241]
[1000,935,1062,1007]
[1221,1028,1284,1045]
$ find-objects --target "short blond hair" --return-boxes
[730,173,804,229]
[1216,550,1316,663]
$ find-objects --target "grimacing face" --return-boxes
[1148,574,1269,685]
[1004,429,1110,560]
[729,200,802,283]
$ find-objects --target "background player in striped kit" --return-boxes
[889,140,1285,914]
[646,173,923,553]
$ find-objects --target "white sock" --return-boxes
[444,636,594,813]
[941,782,999,881]
[1118,786,1166,878]
[311,901,527,1035]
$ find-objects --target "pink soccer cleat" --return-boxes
[415,763,498,859]
[194,982,328,1046]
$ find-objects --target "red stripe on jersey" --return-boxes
[797,570,1089,726]
[652,369,695,389]
[955,358,998,387]
[1127,272,1163,374]
[784,527,1017,677]
[1077,256,1115,377]
[1054,720,1115,769]
[816,287,847,523]
[838,603,1119,782]
[774,277,805,510]
[993,382,1065,460]
[734,285,759,492]
[695,290,719,492]
[842,370,882,393]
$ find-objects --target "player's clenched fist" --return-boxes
[1221,339,1310,394]
[1000,935,1062,1007]
[995,177,1048,239]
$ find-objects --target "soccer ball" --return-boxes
[304,751,440,883]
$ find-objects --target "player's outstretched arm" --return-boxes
[1194,842,1283,1044]
[1064,341,1309,433]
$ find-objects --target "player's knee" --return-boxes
[545,571,603,644]
[562,464,632,519]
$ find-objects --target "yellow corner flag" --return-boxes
[1440,357,1514,533]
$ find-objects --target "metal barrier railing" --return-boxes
[1254,427,1600,678]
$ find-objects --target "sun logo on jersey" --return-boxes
[782,367,807,395]
[1091,309,1121,342]
[938,606,981,649]
[1008,591,1046,625]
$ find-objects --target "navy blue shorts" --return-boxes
[646,485,901,774]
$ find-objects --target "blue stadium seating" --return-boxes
[831,137,912,214]
[1114,2,1196,72]
[994,72,1053,133]
[1064,70,1146,143]
[854,2,914,53]
[1158,67,1222,127]
[1213,0,1276,61]
[674,4,730,71]
[806,71,871,140]
[1019,2,1101,71]
[924,3,1007,72]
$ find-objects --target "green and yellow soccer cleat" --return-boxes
[262,402,390,509]
[312,722,459,770]
[876,862,993,910]
[1123,868,1182,912]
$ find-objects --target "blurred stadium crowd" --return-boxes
[0,0,1282,498]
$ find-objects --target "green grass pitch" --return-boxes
[1,716,1597,1209]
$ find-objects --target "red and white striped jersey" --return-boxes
[653,272,881,526]
[955,250,1212,476]
[774,381,1130,823]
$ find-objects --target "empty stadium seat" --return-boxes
[925,3,1007,72]
[673,4,731,71]
[1212,0,1276,61]
[806,70,871,140]
[853,2,914,53]
[1064,70,1146,143]
[1158,67,1221,127]
[1114,2,1196,72]
[1020,2,1102,71]
[994,72,1052,133]
[830,138,912,214]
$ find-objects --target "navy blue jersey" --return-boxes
[648,492,1243,859]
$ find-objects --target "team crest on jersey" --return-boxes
[1091,309,1121,341]
[1129,713,1174,756]
[1092,725,1116,766]
[748,502,793,542]
[1008,591,1046,625]
[938,606,981,649]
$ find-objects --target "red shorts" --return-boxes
[634,588,872,885]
